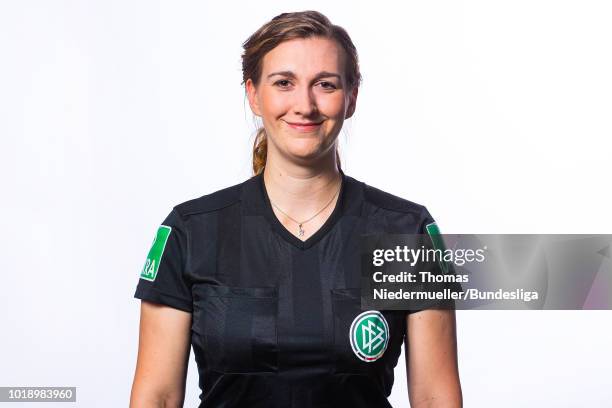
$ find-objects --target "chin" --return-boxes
[288,149,322,163]
[285,139,324,157]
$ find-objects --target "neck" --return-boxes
[262,154,342,220]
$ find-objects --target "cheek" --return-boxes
[260,89,288,118]
[317,93,346,117]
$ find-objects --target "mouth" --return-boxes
[284,120,324,132]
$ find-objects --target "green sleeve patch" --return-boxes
[425,222,443,248]
[425,222,449,274]
[140,225,172,281]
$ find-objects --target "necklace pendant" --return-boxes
[298,224,305,237]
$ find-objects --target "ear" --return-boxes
[345,85,358,119]
[246,78,262,117]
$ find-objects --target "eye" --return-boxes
[319,81,337,90]
[274,79,292,88]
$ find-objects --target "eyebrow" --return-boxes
[266,70,342,81]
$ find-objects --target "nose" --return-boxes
[291,85,318,117]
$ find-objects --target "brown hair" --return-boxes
[241,10,362,175]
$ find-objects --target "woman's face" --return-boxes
[246,36,358,166]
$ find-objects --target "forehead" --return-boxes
[261,37,346,76]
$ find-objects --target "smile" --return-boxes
[284,120,323,132]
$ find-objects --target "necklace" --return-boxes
[269,178,342,238]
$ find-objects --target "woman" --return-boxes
[130,10,462,408]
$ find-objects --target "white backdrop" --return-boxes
[1,1,611,407]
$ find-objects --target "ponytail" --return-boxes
[252,127,268,176]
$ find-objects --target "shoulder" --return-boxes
[346,174,436,232]
[172,178,245,218]
[360,179,428,217]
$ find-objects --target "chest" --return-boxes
[188,217,406,377]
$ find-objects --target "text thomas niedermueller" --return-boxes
[370,245,539,303]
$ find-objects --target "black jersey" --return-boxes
[134,169,439,408]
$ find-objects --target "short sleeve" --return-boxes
[419,206,434,233]
[133,208,193,312]
[406,206,459,314]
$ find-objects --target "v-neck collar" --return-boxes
[257,169,347,250]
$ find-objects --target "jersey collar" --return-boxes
[241,168,363,250]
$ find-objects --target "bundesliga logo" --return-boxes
[349,310,389,362]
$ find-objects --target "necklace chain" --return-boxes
[269,178,342,238]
